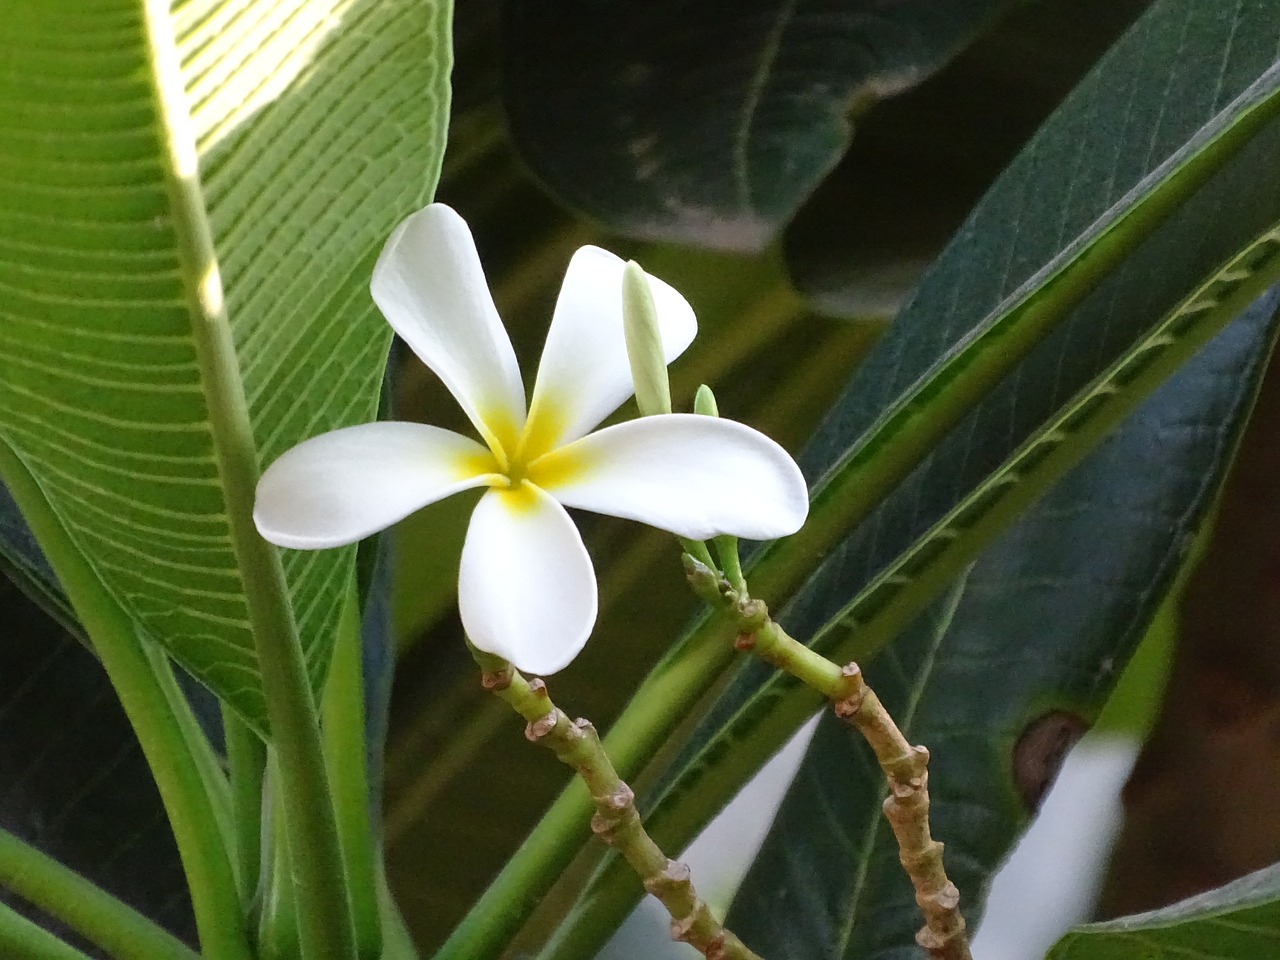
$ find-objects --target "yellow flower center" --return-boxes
[469,396,587,502]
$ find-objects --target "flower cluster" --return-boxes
[254,204,807,674]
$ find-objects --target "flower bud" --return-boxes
[622,261,672,416]
[693,384,719,417]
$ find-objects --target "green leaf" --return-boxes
[784,0,1149,319]
[726,288,1280,960]
[500,0,1018,250]
[1049,863,1280,960]
[0,0,451,731]
[437,2,1280,957]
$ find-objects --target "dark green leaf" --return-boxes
[783,0,1149,317]
[500,0,1018,250]
[1049,862,1280,960]
[727,288,1280,960]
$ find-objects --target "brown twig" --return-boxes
[686,554,972,960]
[833,664,969,960]
[472,649,763,960]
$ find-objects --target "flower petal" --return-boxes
[371,204,527,455]
[536,414,808,541]
[523,247,696,456]
[459,485,597,675]
[254,422,496,549]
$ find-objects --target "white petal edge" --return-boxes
[459,485,597,675]
[538,414,809,541]
[524,246,697,452]
[371,204,527,453]
[254,422,495,549]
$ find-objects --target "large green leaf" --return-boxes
[0,0,450,730]
[1049,863,1280,960]
[500,0,1018,250]
[436,2,1280,957]
[726,288,1280,960]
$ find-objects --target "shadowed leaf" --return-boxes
[501,0,1017,250]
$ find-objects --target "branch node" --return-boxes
[644,859,691,897]
[736,598,769,631]
[524,709,560,742]
[926,882,961,912]
[480,667,511,691]
[589,783,637,842]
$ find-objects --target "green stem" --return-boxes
[0,901,93,960]
[0,828,201,960]
[322,584,382,960]
[0,441,252,960]
[470,647,762,960]
[242,551,354,960]
[146,645,235,855]
[678,538,715,571]
[376,864,420,960]
[258,761,300,960]
[141,5,356,959]
[224,711,266,908]
[713,535,746,596]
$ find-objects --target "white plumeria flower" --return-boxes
[254,204,808,675]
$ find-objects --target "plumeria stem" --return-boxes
[684,555,972,960]
[0,827,202,960]
[0,901,92,960]
[223,710,266,908]
[469,645,764,960]
[680,537,716,572]
[712,535,746,596]
[321,584,383,960]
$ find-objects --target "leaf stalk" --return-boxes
[0,827,203,960]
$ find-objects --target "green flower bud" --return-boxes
[622,261,672,416]
[693,383,719,417]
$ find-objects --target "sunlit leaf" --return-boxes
[0,0,451,730]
